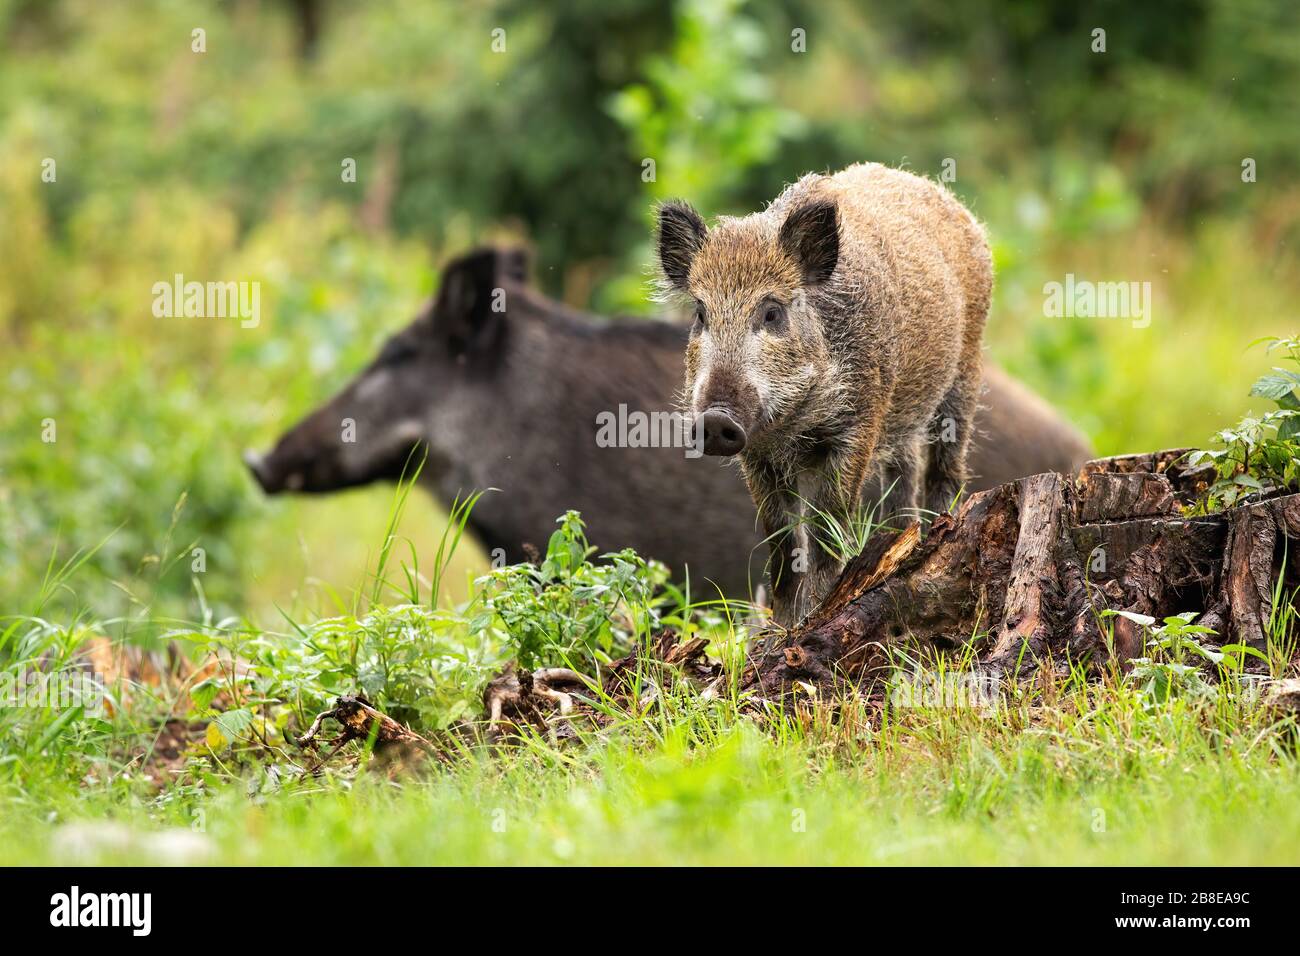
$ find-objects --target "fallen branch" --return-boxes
[293,694,446,771]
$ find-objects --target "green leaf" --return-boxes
[190,677,220,712]
[212,707,255,744]
[1195,645,1225,665]
[1218,643,1269,663]
[1103,609,1155,627]
[33,705,84,754]
[1250,373,1296,400]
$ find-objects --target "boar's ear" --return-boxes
[497,246,531,286]
[779,199,839,285]
[430,248,510,361]
[656,200,707,291]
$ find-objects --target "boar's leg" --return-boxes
[799,440,881,623]
[746,460,803,628]
[879,431,924,524]
[922,360,981,517]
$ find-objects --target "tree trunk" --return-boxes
[742,450,1293,702]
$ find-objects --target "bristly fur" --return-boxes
[655,162,993,626]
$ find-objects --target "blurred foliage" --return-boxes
[2,0,1299,623]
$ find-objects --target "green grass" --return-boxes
[3,487,1298,867]
[3,673,1297,866]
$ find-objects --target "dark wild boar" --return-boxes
[657,163,992,623]
[246,248,1087,602]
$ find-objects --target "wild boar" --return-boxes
[656,163,992,623]
[246,247,1087,604]
[245,247,766,597]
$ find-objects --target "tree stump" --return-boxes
[741,449,1297,702]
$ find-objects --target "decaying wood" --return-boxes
[744,484,1021,697]
[1217,496,1300,649]
[599,631,721,699]
[294,694,446,770]
[482,631,724,741]
[985,472,1081,673]
[482,663,588,741]
[1076,470,1175,523]
[742,449,1300,703]
[1263,677,1300,715]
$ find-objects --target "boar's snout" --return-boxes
[243,448,278,493]
[243,447,308,494]
[695,407,747,457]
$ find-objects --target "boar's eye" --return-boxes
[692,302,707,333]
[758,300,787,334]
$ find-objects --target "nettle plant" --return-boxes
[1103,610,1266,705]
[1187,335,1300,514]
[472,511,672,671]
[181,509,679,748]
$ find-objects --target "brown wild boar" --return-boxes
[246,248,1086,605]
[657,164,992,624]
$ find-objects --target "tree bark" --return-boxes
[742,450,1295,702]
